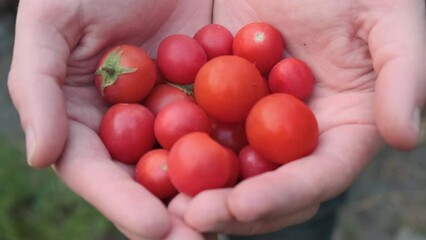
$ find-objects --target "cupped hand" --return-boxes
[7,0,214,239]
[168,0,426,235]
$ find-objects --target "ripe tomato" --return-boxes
[95,45,156,103]
[194,55,268,123]
[99,103,155,164]
[233,22,284,74]
[135,149,177,200]
[239,145,280,180]
[193,24,234,60]
[143,83,195,116]
[210,119,248,153]
[168,132,240,196]
[157,34,207,84]
[152,59,167,86]
[246,93,319,164]
[268,58,315,100]
[154,101,211,150]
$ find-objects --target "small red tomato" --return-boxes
[157,34,207,84]
[268,58,315,100]
[246,93,319,164]
[154,101,211,149]
[143,83,195,116]
[168,132,240,196]
[193,24,234,60]
[194,55,268,123]
[135,149,177,199]
[239,145,280,180]
[210,119,248,153]
[233,22,284,74]
[99,103,155,164]
[95,45,156,103]
[152,59,167,86]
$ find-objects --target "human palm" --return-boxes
[167,0,426,235]
[8,0,425,238]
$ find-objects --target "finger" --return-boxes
[369,0,426,150]
[168,195,219,239]
[180,189,319,235]
[168,193,193,218]
[7,1,81,167]
[54,121,171,240]
[164,216,207,240]
[227,124,381,223]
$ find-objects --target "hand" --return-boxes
[7,0,214,239]
[169,0,426,235]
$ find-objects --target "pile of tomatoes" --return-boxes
[95,22,319,200]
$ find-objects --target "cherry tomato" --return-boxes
[152,59,167,86]
[210,119,248,153]
[135,149,177,199]
[99,103,155,164]
[157,34,207,84]
[95,45,156,103]
[246,93,319,164]
[193,24,234,60]
[154,101,211,150]
[268,58,315,100]
[239,145,280,179]
[143,83,195,116]
[233,22,284,74]
[194,55,268,123]
[168,132,240,196]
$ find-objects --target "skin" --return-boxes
[7,0,426,238]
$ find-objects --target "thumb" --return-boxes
[371,0,426,150]
[7,1,77,167]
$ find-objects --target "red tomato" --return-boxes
[95,45,156,103]
[154,101,211,150]
[168,132,240,196]
[143,83,195,116]
[193,24,234,60]
[135,149,177,199]
[210,119,248,153]
[99,103,155,164]
[157,34,207,84]
[239,145,280,179]
[246,93,319,164]
[194,55,268,123]
[268,58,315,100]
[152,59,167,86]
[233,22,284,74]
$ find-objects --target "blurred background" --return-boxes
[1,2,426,240]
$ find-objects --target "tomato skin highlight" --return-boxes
[239,145,280,179]
[268,58,315,100]
[194,24,234,60]
[168,132,239,196]
[246,93,319,164]
[99,103,155,164]
[95,45,156,104]
[135,149,177,199]
[233,22,284,74]
[194,55,268,123]
[154,101,211,150]
[157,34,207,84]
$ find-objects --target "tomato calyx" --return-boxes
[166,82,194,96]
[95,48,137,95]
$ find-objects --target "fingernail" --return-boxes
[25,127,36,166]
